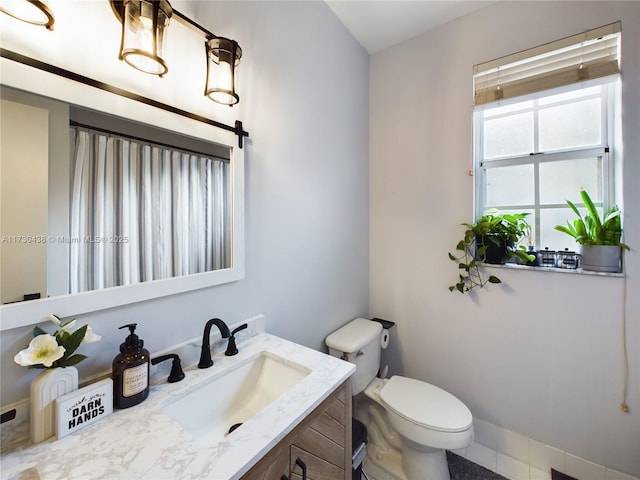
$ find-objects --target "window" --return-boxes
[472,23,621,252]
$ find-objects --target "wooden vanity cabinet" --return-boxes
[241,379,352,480]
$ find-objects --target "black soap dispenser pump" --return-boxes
[112,323,150,409]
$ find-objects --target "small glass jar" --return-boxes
[556,248,580,269]
[539,248,557,268]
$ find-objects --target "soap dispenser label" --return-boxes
[123,364,148,397]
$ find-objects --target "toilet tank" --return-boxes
[326,318,382,395]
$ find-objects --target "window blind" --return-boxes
[473,22,620,106]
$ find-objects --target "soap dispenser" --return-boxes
[112,323,150,409]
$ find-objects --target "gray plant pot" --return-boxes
[579,245,622,273]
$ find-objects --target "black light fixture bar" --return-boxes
[112,1,216,39]
[171,8,216,39]
[0,48,249,147]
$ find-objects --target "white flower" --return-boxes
[16,315,101,369]
[81,325,101,343]
[48,314,76,332]
[14,334,66,368]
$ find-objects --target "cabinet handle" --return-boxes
[294,458,307,480]
[280,476,288,480]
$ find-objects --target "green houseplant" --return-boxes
[554,188,629,272]
[448,210,534,293]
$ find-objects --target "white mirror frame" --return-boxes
[0,56,245,331]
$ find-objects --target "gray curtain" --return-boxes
[70,127,229,294]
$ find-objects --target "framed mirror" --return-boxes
[0,55,245,331]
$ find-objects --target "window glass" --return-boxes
[483,99,533,117]
[539,157,602,204]
[540,209,576,249]
[483,112,533,159]
[538,85,601,105]
[485,164,534,206]
[539,98,602,151]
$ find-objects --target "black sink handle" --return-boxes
[231,323,248,336]
[225,323,248,356]
[151,354,185,383]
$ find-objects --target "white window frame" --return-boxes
[473,79,618,250]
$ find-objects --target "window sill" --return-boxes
[483,262,625,278]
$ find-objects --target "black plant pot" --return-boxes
[475,235,512,264]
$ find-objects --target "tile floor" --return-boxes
[452,419,639,480]
[360,452,508,480]
[357,418,640,480]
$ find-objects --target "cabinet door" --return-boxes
[241,441,289,480]
[289,384,350,480]
[289,445,345,480]
[240,380,352,480]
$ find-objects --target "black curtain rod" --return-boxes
[0,48,249,148]
[69,120,230,162]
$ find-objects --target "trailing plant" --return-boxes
[554,188,629,249]
[448,210,534,293]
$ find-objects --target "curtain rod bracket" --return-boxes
[235,120,247,148]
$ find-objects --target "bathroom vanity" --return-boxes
[241,381,352,480]
[0,327,355,480]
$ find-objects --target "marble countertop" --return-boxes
[1,331,355,480]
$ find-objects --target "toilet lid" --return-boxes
[379,376,472,433]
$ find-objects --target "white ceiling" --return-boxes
[326,0,495,54]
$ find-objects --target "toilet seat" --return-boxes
[379,376,472,433]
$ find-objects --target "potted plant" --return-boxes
[448,209,534,293]
[14,314,101,443]
[554,188,629,272]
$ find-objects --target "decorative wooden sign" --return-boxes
[54,379,113,439]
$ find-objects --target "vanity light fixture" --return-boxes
[116,0,172,77]
[0,0,54,30]
[205,37,242,106]
[111,0,243,106]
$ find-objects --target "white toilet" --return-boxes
[326,318,473,480]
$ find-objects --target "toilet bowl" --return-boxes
[364,376,473,479]
[326,318,473,480]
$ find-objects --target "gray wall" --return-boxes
[0,1,369,405]
[369,1,639,476]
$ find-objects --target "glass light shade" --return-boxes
[0,0,54,29]
[120,0,172,76]
[205,37,242,106]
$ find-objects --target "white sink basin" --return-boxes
[161,351,310,446]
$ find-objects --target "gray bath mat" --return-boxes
[447,451,510,480]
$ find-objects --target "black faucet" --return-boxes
[198,318,230,369]
[225,323,248,356]
[151,354,185,383]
